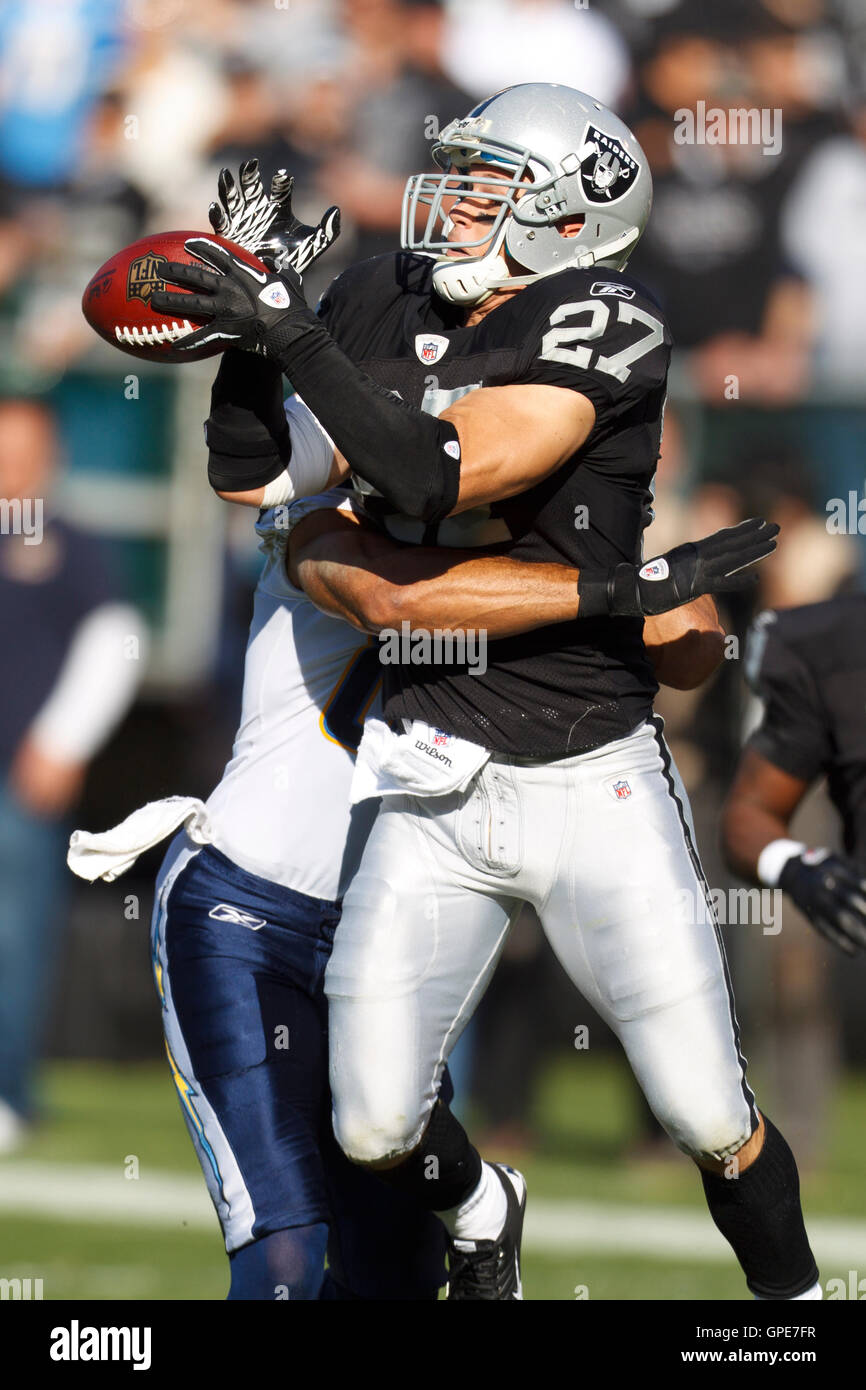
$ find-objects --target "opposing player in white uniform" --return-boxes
[71,480,640,1299]
[150,84,821,1301]
[72,488,444,1299]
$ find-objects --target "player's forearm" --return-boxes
[643,596,726,690]
[722,751,811,886]
[722,797,793,885]
[298,544,582,637]
[370,552,583,636]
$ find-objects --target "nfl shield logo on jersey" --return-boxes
[415,333,449,365]
[613,779,632,800]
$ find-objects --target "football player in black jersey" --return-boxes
[153,83,817,1302]
[723,596,866,956]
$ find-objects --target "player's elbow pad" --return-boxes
[205,349,291,493]
[270,326,461,523]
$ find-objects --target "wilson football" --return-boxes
[81,231,267,364]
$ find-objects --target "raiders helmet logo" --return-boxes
[579,125,639,205]
[126,251,168,305]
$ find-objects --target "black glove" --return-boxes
[208,159,340,276]
[779,849,866,957]
[577,518,779,619]
[150,237,317,360]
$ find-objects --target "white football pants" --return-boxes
[326,718,757,1164]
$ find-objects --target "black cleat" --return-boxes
[446,1164,526,1300]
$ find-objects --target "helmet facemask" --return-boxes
[402,134,554,305]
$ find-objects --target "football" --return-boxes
[81,230,267,364]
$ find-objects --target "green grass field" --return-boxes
[3,1055,864,1301]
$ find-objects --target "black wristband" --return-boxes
[577,563,641,618]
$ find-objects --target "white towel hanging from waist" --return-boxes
[67,795,213,883]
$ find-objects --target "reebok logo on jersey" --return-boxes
[208,904,268,930]
[415,333,449,365]
[259,283,291,309]
[590,281,635,300]
[639,557,669,581]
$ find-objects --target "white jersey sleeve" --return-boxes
[261,396,336,507]
[204,492,382,900]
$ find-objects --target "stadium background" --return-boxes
[2,0,866,1301]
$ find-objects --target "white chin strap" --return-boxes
[431,221,510,307]
[432,223,641,307]
[432,251,508,306]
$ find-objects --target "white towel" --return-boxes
[350,717,489,804]
[68,796,213,883]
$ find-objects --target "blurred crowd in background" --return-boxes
[1,0,866,1161]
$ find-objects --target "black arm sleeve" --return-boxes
[267,318,461,524]
[205,349,291,492]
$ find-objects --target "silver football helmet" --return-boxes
[401,83,652,306]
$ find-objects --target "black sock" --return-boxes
[373,1100,482,1212]
[699,1115,819,1299]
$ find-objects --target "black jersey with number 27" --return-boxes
[318,251,673,758]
